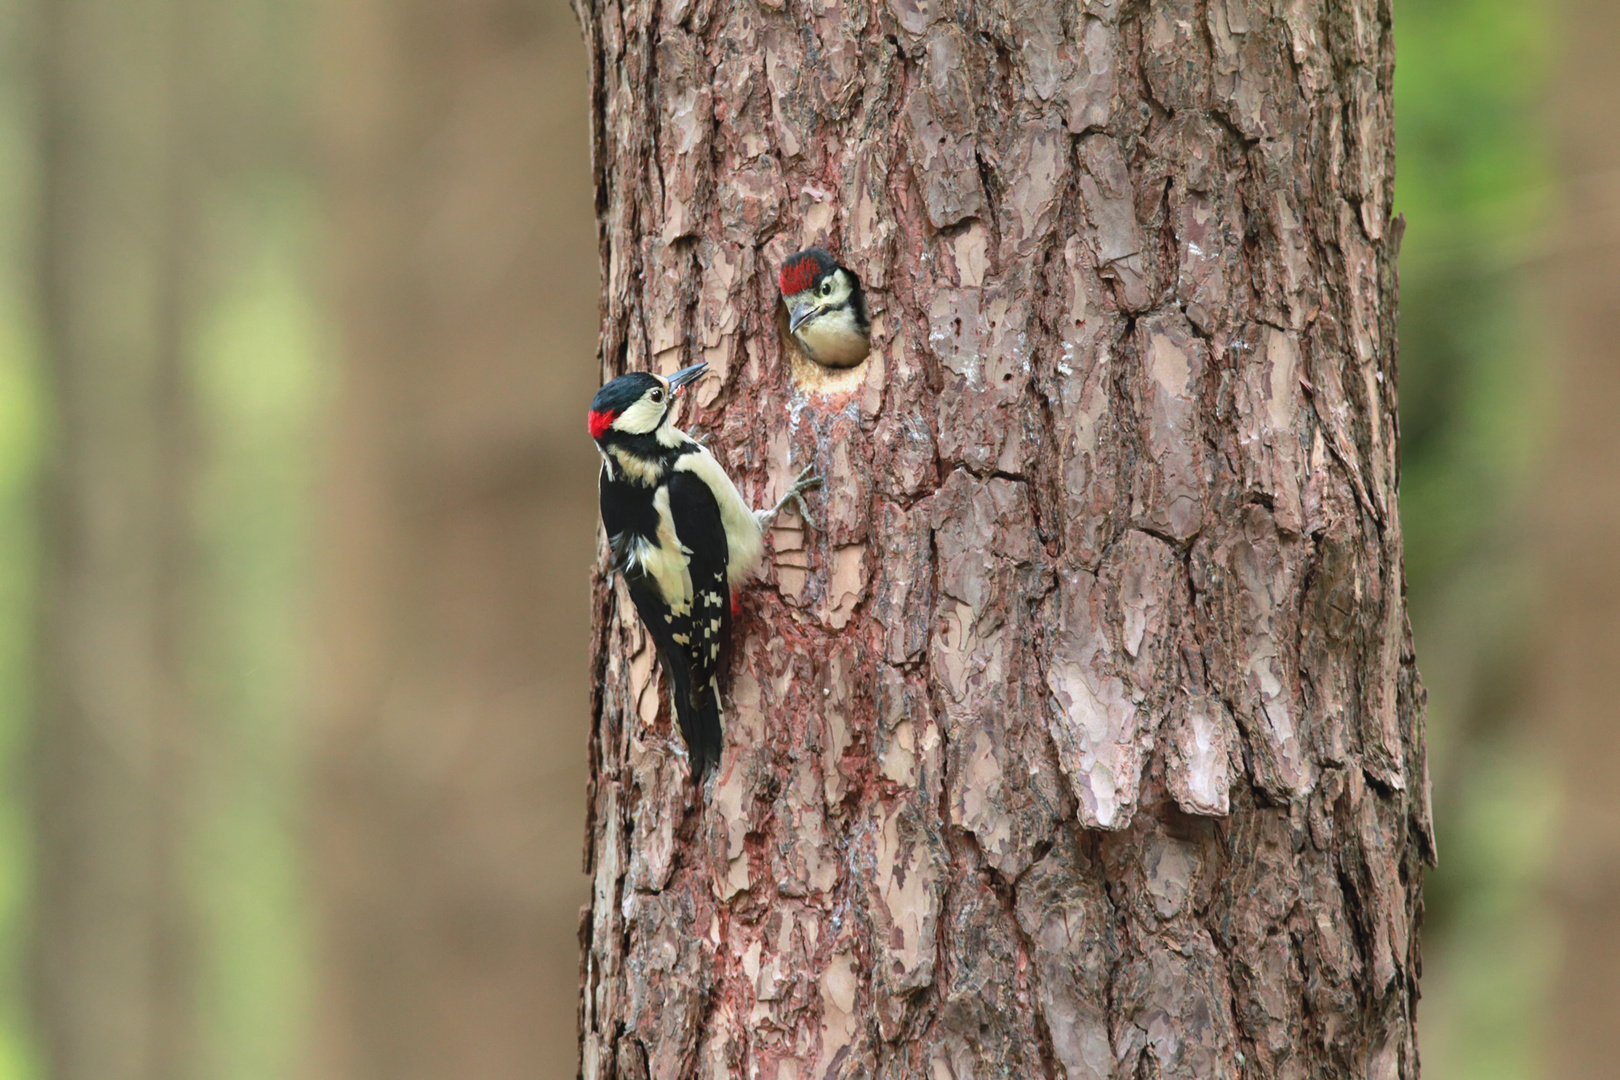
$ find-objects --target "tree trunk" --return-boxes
[577,1,1432,1077]
[309,1,598,1078]
[32,0,201,1076]
[1542,0,1620,1072]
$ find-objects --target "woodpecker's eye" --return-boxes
[650,388,665,403]
[820,279,833,297]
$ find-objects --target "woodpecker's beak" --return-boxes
[788,302,816,334]
[667,362,708,395]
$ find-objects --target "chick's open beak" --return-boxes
[667,362,708,395]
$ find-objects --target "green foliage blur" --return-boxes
[1394,0,1557,1076]
[0,0,41,1070]
[0,0,1563,1077]
[0,0,321,1076]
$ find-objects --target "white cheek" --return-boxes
[616,397,664,434]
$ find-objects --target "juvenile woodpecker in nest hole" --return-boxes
[779,247,870,368]
[590,362,819,781]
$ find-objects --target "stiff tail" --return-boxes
[683,692,723,782]
[668,662,723,781]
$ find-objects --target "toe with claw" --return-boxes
[757,466,823,531]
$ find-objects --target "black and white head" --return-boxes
[588,362,707,449]
[778,248,870,369]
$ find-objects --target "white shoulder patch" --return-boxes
[626,485,694,615]
[674,448,764,586]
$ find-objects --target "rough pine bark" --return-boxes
[576,1,1433,1077]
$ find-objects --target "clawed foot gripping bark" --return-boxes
[756,466,825,531]
[579,0,1432,1076]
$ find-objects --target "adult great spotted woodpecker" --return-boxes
[778,248,871,368]
[590,361,819,781]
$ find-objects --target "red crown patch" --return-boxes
[779,255,820,297]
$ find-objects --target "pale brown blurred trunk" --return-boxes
[1542,1,1620,1074]
[310,1,598,1078]
[578,1,1432,1076]
[32,0,200,1077]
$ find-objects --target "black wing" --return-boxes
[664,468,731,698]
[599,463,657,572]
[602,464,730,779]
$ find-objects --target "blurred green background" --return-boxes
[1394,0,1562,1074]
[0,0,1614,1077]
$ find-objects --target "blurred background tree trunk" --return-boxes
[309,0,597,1078]
[578,0,1431,1076]
[1543,0,1620,1073]
[31,0,201,1077]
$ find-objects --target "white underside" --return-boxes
[794,308,869,367]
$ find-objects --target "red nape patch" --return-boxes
[778,255,820,297]
[587,409,617,440]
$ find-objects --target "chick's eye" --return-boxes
[820,280,833,296]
